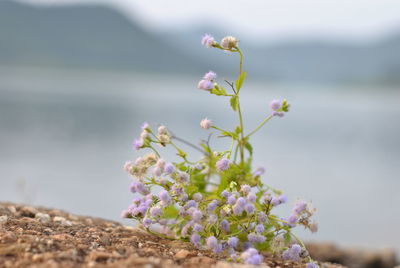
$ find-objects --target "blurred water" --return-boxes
[0,67,399,253]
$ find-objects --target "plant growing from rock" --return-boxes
[122,34,319,267]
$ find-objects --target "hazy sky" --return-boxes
[21,0,400,41]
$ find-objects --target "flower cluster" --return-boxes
[123,34,319,267]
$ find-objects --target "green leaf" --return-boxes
[163,205,178,218]
[244,142,253,156]
[235,71,247,92]
[230,96,239,111]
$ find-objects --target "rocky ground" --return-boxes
[0,202,397,268]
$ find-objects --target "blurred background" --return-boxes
[0,0,399,256]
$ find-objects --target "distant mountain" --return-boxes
[0,0,205,73]
[1,0,399,85]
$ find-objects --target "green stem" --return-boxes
[237,97,245,164]
[245,114,274,138]
[148,145,160,157]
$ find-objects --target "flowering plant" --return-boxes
[122,34,319,267]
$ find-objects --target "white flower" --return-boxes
[200,118,212,130]
[221,36,238,50]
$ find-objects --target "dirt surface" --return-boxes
[0,202,395,268]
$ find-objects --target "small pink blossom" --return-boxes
[200,118,212,130]
[270,99,281,111]
[198,79,214,91]
[201,34,215,48]
[203,71,217,81]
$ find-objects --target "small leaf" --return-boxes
[219,86,228,95]
[244,142,253,155]
[235,71,247,92]
[163,205,178,218]
[230,96,239,111]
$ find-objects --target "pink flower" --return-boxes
[203,71,217,81]
[198,79,214,91]
[216,158,230,171]
[123,161,133,172]
[200,118,212,130]
[201,34,215,48]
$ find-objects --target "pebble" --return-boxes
[53,216,72,226]
[0,215,8,224]
[1,231,17,243]
[175,249,190,259]
[35,213,51,223]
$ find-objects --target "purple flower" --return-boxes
[158,190,171,206]
[216,158,230,171]
[152,166,162,177]
[142,217,153,227]
[245,203,255,214]
[228,237,239,248]
[203,71,217,81]
[184,200,198,209]
[253,167,265,177]
[191,209,203,222]
[190,233,201,247]
[193,193,203,202]
[247,233,266,243]
[270,99,281,111]
[240,184,251,194]
[247,193,256,203]
[258,212,267,223]
[220,219,230,232]
[130,181,149,195]
[133,139,143,150]
[306,262,319,268]
[293,200,308,214]
[193,223,203,233]
[201,34,215,48]
[241,248,263,265]
[164,163,175,175]
[206,236,218,249]
[221,190,231,199]
[198,79,214,91]
[255,224,264,233]
[279,194,288,204]
[120,209,130,218]
[282,244,302,261]
[207,200,218,211]
[150,207,162,217]
[236,197,246,207]
[287,213,298,224]
[233,204,244,215]
[227,195,236,205]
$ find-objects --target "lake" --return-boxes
[0,67,399,254]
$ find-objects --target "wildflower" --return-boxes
[221,36,238,50]
[253,167,265,177]
[232,204,244,215]
[236,197,246,207]
[158,190,171,206]
[142,217,153,227]
[255,224,264,233]
[282,244,302,261]
[270,99,281,111]
[247,192,256,203]
[228,237,239,248]
[293,200,308,214]
[123,161,133,172]
[120,209,130,218]
[177,172,189,184]
[203,71,217,81]
[130,181,149,195]
[198,79,214,91]
[190,233,201,247]
[258,212,267,223]
[153,167,162,177]
[191,209,203,222]
[193,223,203,232]
[193,192,203,201]
[287,213,298,225]
[240,184,251,195]
[157,125,168,135]
[207,200,218,211]
[227,195,236,205]
[206,236,218,249]
[247,233,266,243]
[245,203,255,214]
[156,158,165,169]
[241,248,263,265]
[164,163,175,174]
[150,206,162,217]
[220,219,230,232]
[141,122,150,131]
[133,139,143,150]
[200,118,212,130]
[201,34,215,48]
[221,190,231,199]
[307,262,319,268]
[216,158,230,171]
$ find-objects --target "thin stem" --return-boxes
[245,114,274,138]
[237,49,243,76]
[237,97,245,163]
[228,137,235,159]
[171,135,206,155]
[148,145,160,157]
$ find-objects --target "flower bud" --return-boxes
[221,36,238,50]
[198,79,214,91]
[201,34,216,48]
[200,118,212,130]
